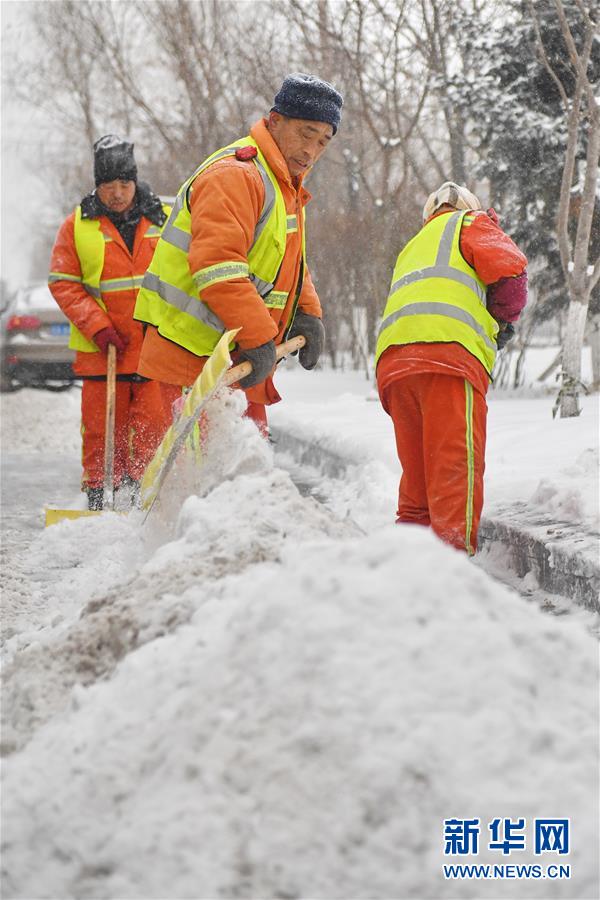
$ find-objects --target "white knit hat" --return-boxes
[423,181,482,221]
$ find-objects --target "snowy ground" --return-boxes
[1,348,598,899]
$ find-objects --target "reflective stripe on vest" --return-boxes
[49,205,168,352]
[375,211,498,374]
[194,261,250,291]
[100,275,146,292]
[264,290,288,309]
[141,271,225,333]
[133,135,302,358]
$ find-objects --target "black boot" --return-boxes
[86,487,104,511]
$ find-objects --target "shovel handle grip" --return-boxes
[223,335,306,387]
[103,344,117,509]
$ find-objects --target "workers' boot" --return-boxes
[86,487,104,511]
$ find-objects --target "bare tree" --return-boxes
[6,0,502,368]
[286,0,439,366]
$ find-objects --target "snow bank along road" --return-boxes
[269,365,599,614]
[1,382,598,899]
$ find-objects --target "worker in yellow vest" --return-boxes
[48,135,172,510]
[376,182,528,555]
[134,73,343,435]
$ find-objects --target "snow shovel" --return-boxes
[140,329,306,518]
[45,345,118,526]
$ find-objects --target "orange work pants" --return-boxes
[81,379,172,489]
[382,373,487,555]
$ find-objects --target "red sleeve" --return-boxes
[459,212,528,285]
[297,266,322,317]
[49,213,112,340]
[188,160,278,349]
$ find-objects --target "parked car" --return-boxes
[0,282,76,392]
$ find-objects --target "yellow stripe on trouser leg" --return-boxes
[464,380,475,555]
[129,424,135,464]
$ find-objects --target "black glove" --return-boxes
[237,340,277,388]
[287,311,325,370]
[496,321,515,350]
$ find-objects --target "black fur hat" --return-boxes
[93,134,137,186]
[272,73,343,134]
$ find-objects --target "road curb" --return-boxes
[478,510,599,612]
[271,426,599,611]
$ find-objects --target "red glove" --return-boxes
[93,326,128,354]
[487,272,528,323]
[487,207,500,226]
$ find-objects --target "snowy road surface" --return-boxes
[1,452,80,550]
[1,373,598,899]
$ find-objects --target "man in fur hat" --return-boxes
[134,73,343,436]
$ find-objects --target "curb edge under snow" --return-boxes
[271,426,600,612]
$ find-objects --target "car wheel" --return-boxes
[0,372,18,393]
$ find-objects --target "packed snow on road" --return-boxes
[1,357,598,899]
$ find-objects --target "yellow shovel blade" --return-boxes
[44,508,128,527]
[45,508,103,527]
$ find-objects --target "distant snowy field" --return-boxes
[1,349,598,899]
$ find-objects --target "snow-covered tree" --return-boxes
[451,0,599,413]
[531,0,600,417]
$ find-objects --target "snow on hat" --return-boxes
[423,181,482,221]
[93,134,137,186]
[272,73,343,134]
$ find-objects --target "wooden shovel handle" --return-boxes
[222,335,306,388]
[103,344,117,509]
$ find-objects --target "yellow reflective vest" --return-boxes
[133,135,305,357]
[48,205,169,352]
[375,211,499,374]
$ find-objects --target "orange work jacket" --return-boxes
[49,211,162,376]
[137,118,322,404]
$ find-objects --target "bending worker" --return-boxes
[376,181,528,555]
[134,73,343,432]
[49,135,172,510]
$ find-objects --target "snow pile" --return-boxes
[0,392,358,750]
[486,401,599,531]
[0,386,81,454]
[529,478,587,524]
[2,395,598,899]
[527,448,600,530]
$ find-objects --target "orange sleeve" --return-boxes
[297,266,322,318]
[188,160,278,350]
[48,213,112,340]
[460,213,528,285]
